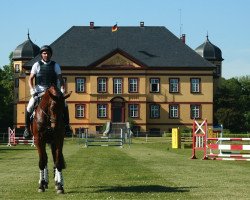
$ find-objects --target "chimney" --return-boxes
[90,22,94,29]
[181,34,186,43]
[140,21,144,27]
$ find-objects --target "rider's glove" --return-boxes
[30,88,36,97]
[60,87,65,94]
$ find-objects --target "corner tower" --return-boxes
[195,35,223,78]
[12,32,40,128]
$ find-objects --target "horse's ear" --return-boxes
[63,91,72,100]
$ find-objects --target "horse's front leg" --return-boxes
[54,168,64,194]
[52,138,65,194]
[36,139,48,192]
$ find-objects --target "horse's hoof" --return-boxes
[56,183,64,194]
[38,187,45,192]
[57,189,64,194]
[38,181,46,192]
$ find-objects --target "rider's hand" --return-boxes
[60,87,65,94]
[30,88,36,97]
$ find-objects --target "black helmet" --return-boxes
[40,45,53,55]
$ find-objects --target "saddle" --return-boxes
[30,92,45,121]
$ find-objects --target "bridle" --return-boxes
[35,86,65,129]
[39,106,56,124]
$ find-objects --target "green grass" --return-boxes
[1,138,250,199]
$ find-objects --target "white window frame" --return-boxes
[76,78,85,92]
[97,104,107,118]
[129,104,139,118]
[191,78,200,93]
[98,77,107,93]
[129,78,138,93]
[191,105,201,119]
[15,64,20,73]
[113,78,122,94]
[150,104,160,118]
[150,78,160,93]
[76,105,85,118]
[170,78,179,93]
[169,105,179,118]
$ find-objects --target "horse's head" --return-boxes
[46,85,72,128]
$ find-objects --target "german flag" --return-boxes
[112,24,118,32]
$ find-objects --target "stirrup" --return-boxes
[23,128,32,139]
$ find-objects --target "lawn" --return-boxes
[0,137,250,199]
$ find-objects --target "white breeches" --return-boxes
[26,85,67,113]
[26,86,46,113]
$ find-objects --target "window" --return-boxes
[191,78,201,93]
[150,104,160,118]
[150,78,160,93]
[15,64,20,73]
[190,104,201,119]
[128,78,138,93]
[129,104,139,118]
[97,104,107,118]
[169,105,179,118]
[98,77,107,93]
[76,78,86,93]
[169,78,179,93]
[75,104,85,118]
[113,78,122,94]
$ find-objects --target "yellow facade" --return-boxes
[13,52,214,134]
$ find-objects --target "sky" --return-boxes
[0,0,249,79]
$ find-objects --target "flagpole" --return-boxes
[116,25,118,49]
[112,23,118,49]
[116,22,118,49]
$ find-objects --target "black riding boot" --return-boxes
[63,105,72,136]
[23,111,32,139]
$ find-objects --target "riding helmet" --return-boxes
[40,45,53,55]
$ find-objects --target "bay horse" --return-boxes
[32,84,71,194]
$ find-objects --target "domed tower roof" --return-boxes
[195,35,223,61]
[12,32,40,61]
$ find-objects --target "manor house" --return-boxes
[12,22,223,135]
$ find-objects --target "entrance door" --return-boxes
[113,107,122,122]
[111,97,125,123]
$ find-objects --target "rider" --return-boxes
[23,45,71,138]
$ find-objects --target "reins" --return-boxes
[37,89,57,125]
[39,106,56,124]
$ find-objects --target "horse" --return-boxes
[31,84,71,194]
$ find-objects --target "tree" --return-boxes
[0,53,14,129]
[214,76,250,132]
